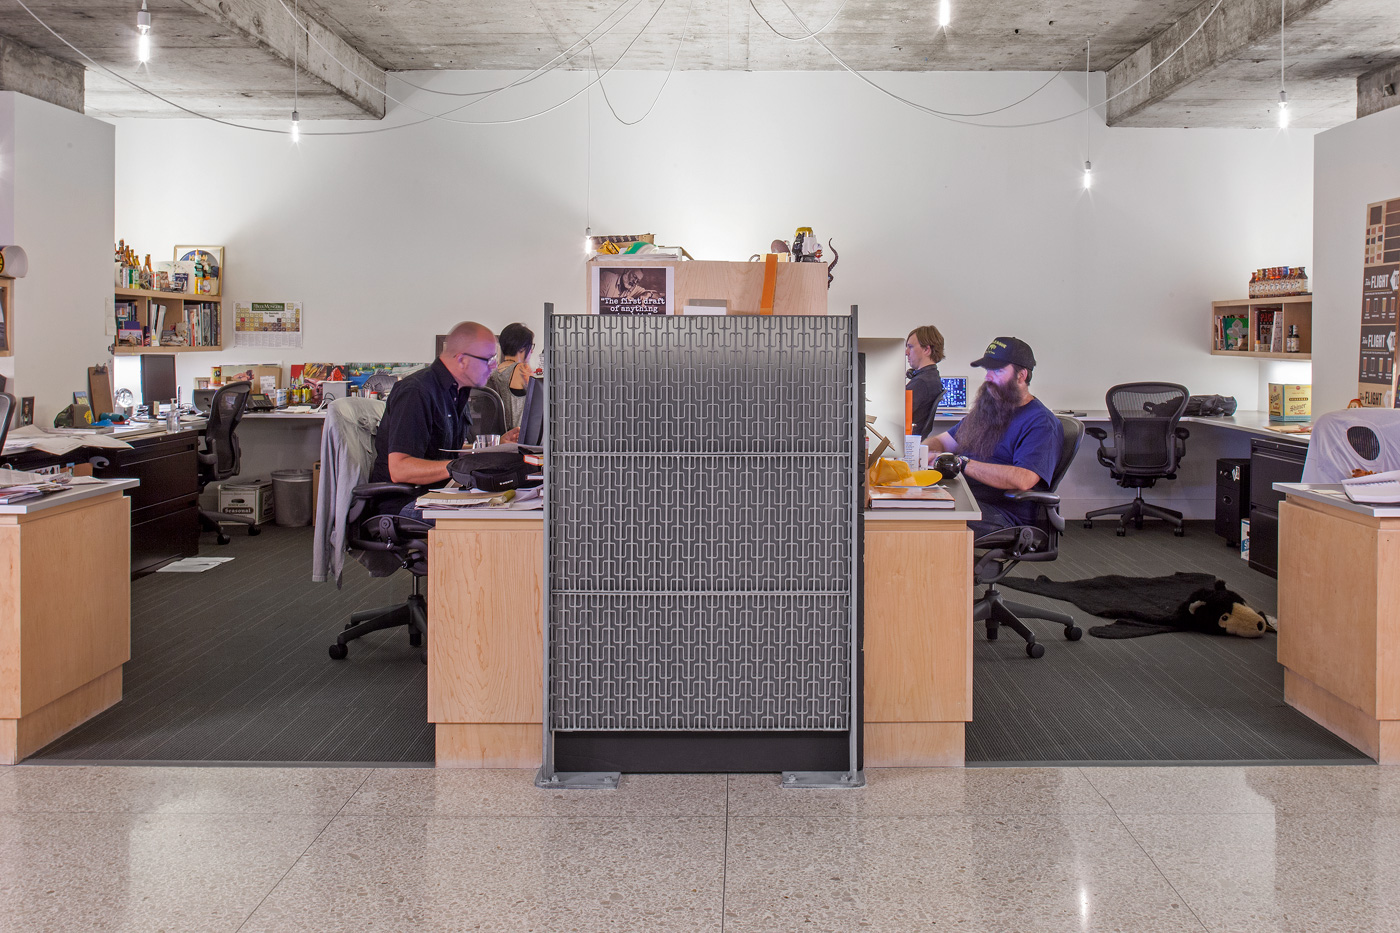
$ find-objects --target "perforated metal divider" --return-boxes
[538,309,861,786]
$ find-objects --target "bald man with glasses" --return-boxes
[368,320,519,517]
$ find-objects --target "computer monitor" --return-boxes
[140,354,178,410]
[517,377,543,446]
[941,376,968,410]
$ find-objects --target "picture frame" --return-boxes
[173,245,224,297]
[19,396,33,426]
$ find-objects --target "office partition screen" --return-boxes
[541,310,861,779]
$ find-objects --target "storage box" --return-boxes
[1268,383,1311,422]
[218,479,275,525]
[1240,519,1251,561]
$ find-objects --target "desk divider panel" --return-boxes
[538,310,862,785]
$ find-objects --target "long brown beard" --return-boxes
[957,380,1023,458]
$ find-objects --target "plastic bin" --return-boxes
[272,468,313,527]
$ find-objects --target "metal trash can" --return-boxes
[271,468,313,527]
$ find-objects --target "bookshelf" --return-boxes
[1210,294,1312,360]
[113,287,223,355]
[0,276,11,357]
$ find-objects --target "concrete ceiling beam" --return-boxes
[179,0,386,119]
[1358,61,1400,118]
[0,33,84,113]
[1105,0,1333,127]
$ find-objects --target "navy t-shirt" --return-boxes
[949,397,1062,525]
[369,359,472,511]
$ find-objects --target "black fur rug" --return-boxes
[999,571,1220,638]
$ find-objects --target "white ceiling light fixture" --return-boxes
[1277,0,1289,128]
[136,0,150,64]
[1082,38,1093,189]
[938,0,950,29]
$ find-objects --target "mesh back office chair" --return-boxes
[467,386,507,439]
[973,415,1085,658]
[198,381,260,544]
[1083,383,1191,537]
[321,398,430,663]
[0,392,14,452]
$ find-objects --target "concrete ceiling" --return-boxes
[0,0,1395,127]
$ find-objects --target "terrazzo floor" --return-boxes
[2,763,1397,932]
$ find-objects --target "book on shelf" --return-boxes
[869,485,957,509]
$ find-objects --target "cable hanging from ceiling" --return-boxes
[1082,38,1093,189]
[591,0,693,126]
[1277,0,1289,128]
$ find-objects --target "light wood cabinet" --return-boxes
[1210,294,1312,360]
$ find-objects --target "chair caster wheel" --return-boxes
[985,626,998,641]
[1082,521,1093,529]
[1174,528,1185,537]
[1066,626,1083,641]
[217,533,231,545]
[1116,528,1126,537]
[409,631,422,647]
[248,525,260,536]
[419,648,428,665]
[328,643,348,660]
[1026,642,1045,658]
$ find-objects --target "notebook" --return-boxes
[869,485,957,509]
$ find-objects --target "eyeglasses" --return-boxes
[458,350,498,366]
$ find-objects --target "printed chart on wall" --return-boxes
[1359,198,1400,407]
[592,265,674,315]
[234,301,303,348]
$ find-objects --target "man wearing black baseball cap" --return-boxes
[927,336,1063,535]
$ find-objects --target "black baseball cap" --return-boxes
[970,336,1036,370]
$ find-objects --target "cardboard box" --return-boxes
[1268,383,1311,422]
[215,364,282,391]
[218,479,275,525]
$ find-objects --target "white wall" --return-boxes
[106,70,1316,434]
[0,92,114,424]
[1313,104,1400,415]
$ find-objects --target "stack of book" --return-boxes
[869,485,956,509]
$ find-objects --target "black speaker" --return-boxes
[1215,457,1250,546]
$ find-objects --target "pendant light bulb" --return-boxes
[584,226,592,256]
[1277,90,1289,128]
[136,0,151,63]
[290,109,300,143]
[938,0,950,28]
[1082,160,1093,190]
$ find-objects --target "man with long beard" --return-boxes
[927,337,1062,536]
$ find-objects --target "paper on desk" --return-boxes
[5,425,134,455]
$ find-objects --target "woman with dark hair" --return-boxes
[487,323,535,431]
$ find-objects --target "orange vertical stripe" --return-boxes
[760,254,778,315]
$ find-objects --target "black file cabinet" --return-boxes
[1215,457,1250,546]
[1248,437,1307,577]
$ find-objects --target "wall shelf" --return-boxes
[114,285,222,353]
[1211,294,1312,359]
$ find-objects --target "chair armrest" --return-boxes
[352,482,420,501]
[1003,489,1060,506]
[1085,426,1107,440]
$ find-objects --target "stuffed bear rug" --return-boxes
[998,572,1272,638]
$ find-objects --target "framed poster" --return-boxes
[591,265,674,315]
[173,245,224,296]
[1358,199,1400,407]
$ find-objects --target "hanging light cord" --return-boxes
[1084,37,1091,162]
[745,0,850,41]
[761,0,1226,128]
[592,0,694,125]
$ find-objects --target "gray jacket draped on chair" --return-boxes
[312,396,394,585]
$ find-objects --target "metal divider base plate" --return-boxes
[535,768,621,790]
[781,770,866,789]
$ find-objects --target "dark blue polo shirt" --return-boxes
[906,364,943,440]
[369,359,472,495]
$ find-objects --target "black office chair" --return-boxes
[197,381,259,544]
[467,385,507,439]
[1083,382,1191,537]
[0,392,14,451]
[321,398,429,663]
[973,415,1085,658]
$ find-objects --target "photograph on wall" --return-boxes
[342,362,425,396]
[592,265,673,315]
[173,246,223,296]
[234,301,303,348]
[1359,197,1400,407]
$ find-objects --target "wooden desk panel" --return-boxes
[1278,496,1400,762]
[0,490,130,762]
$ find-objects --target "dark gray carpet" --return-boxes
[32,524,433,764]
[968,520,1371,765]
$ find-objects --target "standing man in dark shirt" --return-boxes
[927,337,1062,536]
[370,321,517,516]
[905,325,946,441]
